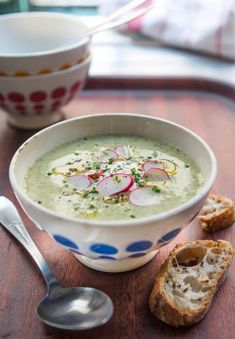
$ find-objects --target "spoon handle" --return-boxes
[93,0,147,33]
[90,4,154,35]
[0,196,58,290]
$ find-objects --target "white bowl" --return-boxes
[9,114,217,272]
[0,12,90,76]
[0,55,91,129]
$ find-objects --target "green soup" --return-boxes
[25,135,203,221]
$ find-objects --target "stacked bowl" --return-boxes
[0,12,92,129]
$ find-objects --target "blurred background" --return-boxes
[0,0,98,15]
[1,0,235,81]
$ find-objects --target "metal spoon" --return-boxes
[88,0,155,36]
[0,196,113,330]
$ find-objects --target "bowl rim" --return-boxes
[0,12,90,58]
[9,113,217,227]
[0,53,92,83]
[0,53,91,81]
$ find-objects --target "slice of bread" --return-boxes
[198,194,234,232]
[149,240,234,327]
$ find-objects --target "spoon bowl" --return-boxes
[37,286,113,330]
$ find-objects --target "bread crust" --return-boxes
[198,194,234,232]
[149,240,234,327]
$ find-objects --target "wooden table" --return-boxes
[0,84,234,339]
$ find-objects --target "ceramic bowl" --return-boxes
[0,12,90,76]
[9,114,217,273]
[0,55,91,129]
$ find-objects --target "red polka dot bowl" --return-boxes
[0,54,91,129]
[0,12,90,76]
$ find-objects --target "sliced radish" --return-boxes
[141,161,165,172]
[129,187,161,207]
[114,144,130,158]
[67,174,92,190]
[144,168,170,181]
[97,173,134,196]
[100,149,118,163]
[87,170,103,180]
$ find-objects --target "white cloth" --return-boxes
[100,0,235,60]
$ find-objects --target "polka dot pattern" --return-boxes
[128,252,146,258]
[50,230,180,262]
[53,234,79,250]
[51,101,61,109]
[15,105,26,111]
[157,228,181,244]
[30,91,47,102]
[70,81,80,93]
[1,81,84,116]
[69,248,82,255]
[33,104,44,110]
[90,243,118,255]
[8,92,25,103]
[126,241,153,252]
[51,87,66,99]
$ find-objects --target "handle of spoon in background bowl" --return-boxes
[89,2,155,36]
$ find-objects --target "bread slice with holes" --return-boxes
[198,194,234,232]
[149,240,234,327]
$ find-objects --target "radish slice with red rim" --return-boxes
[67,174,92,190]
[100,149,118,163]
[87,170,103,180]
[144,168,170,181]
[97,173,134,196]
[129,187,161,207]
[141,161,165,172]
[114,144,130,158]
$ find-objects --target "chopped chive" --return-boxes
[47,172,52,176]
[114,176,121,183]
[90,187,98,194]
[130,215,136,218]
[69,168,77,172]
[152,186,161,193]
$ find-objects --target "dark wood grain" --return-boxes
[0,88,234,339]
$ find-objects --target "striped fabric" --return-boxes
[100,0,235,60]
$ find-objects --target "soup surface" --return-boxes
[25,135,203,221]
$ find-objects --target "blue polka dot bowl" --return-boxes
[9,114,217,272]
